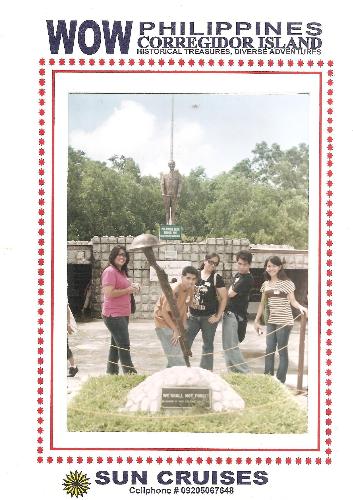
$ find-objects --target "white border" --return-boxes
[53,71,319,450]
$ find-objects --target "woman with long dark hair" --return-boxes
[254,255,307,383]
[187,252,227,371]
[101,245,140,375]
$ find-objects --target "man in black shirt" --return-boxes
[222,250,254,373]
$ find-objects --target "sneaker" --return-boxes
[68,366,78,377]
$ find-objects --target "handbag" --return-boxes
[213,272,221,302]
[130,294,136,314]
[260,292,270,325]
[236,314,248,343]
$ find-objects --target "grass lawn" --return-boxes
[67,374,307,434]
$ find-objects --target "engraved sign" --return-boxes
[165,249,178,260]
[160,224,182,240]
[161,387,211,409]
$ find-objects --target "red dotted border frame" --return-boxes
[36,57,333,466]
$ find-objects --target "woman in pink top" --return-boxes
[101,245,140,375]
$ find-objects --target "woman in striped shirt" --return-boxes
[254,256,307,383]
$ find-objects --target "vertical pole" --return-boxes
[297,314,307,392]
[170,95,174,163]
[169,95,174,226]
[143,247,191,367]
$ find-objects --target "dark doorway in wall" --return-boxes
[249,268,308,302]
[247,268,308,318]
[285,269,308,305]
[67,264,92,319]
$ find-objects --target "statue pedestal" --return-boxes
[121,366,245,414]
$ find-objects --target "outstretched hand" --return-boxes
[208,314,220,324]
[298,305,308,316]
[132,283,141,294]
[171,331,180,346]
[254,321,264,335]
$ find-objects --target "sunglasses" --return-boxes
[207,260,219,267]
[117,252,127,258]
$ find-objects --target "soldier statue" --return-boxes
[160,160,182,224]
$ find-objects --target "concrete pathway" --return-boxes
[67,319,308,408]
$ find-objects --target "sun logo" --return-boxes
[62,470,91,498]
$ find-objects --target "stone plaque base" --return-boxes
[121,366,245,414]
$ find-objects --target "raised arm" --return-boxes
[287,292,307,316]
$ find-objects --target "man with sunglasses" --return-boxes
[187,253,227,371]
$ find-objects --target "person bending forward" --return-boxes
[154,266,198,367]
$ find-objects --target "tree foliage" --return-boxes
[67,147,164,239]
[206,142,309,247]
[108,154,141,180]
[67,142,309,247]
[177,167,214,239]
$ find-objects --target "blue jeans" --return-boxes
[103,316,137,375]
[222,312,250,373]
[155,327,186,368]
[265,323,292,383]
[187,314,219,371]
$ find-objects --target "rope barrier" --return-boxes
[224,330,306,371]
[70,316,308,418]
[107,313,304,355]
[107,339,305,373]
[104,313,306,373]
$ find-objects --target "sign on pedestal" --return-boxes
[159,224,182,240]
[161,387,211,409]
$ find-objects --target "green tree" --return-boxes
[68,142,308,248]
[178,167,213,239]
[68,147,163,239]
[244,141,309,195]
[205,172,308,247]
[108,154,141,180]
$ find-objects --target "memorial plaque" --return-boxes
[161,387,211,409]
[159,224,182,240]
[165,249,178,260]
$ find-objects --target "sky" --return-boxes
[68,93,309,177]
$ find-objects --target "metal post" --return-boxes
[168,96,174,226]
[296,314,307,393]
[170,95,174,163]
[143,247,191,367]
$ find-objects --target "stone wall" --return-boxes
[67,241,92,265]
[89,236,251,319]
[67,237,309,319]
[250,245,308,269]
